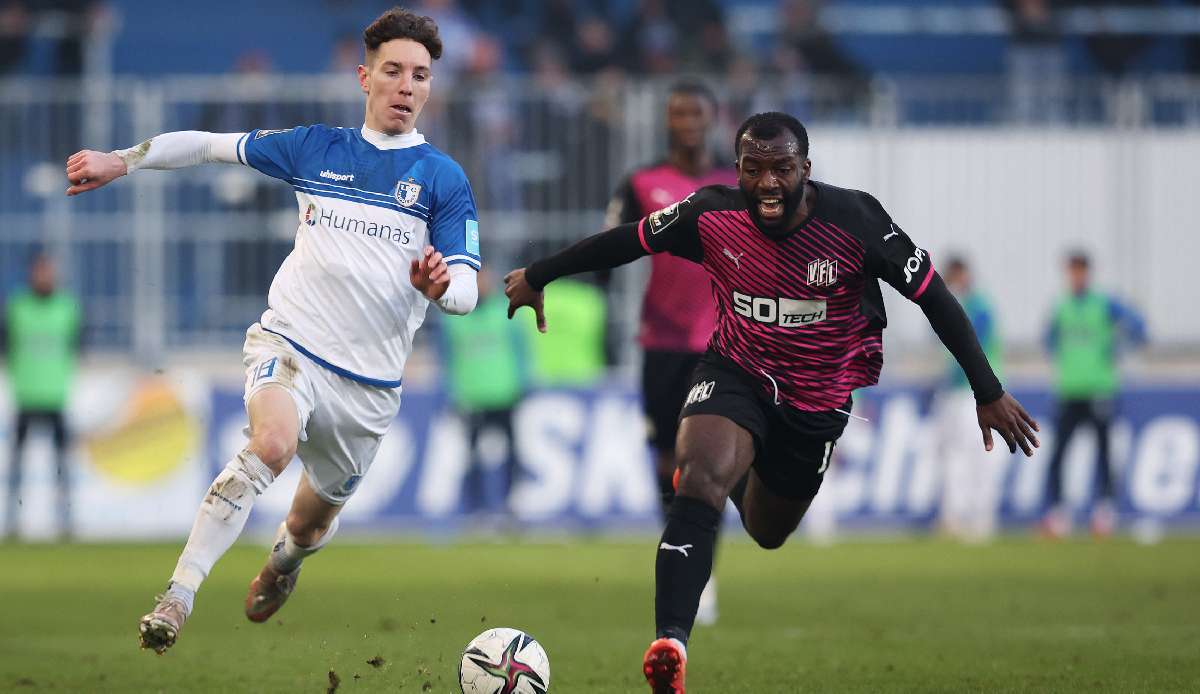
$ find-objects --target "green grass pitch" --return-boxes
[2,537,1198,692]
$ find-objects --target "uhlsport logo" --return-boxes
[807,259,837,287]
[732,292,827,327]
[685,380,716,406]
[319,169,354,183]
[394,179,422,207]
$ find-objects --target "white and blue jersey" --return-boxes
[234,124,480,387]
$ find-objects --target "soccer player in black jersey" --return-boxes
[505,112,1039,694]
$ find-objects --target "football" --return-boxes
[459,627,551,694]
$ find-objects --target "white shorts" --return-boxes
[242,323,401,505]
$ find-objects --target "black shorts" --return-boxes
[679,351,851,500]
[641,349,705,452]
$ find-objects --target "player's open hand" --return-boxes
[503,268,546,333]
[410,245,450,300]
[977,392,1040,456]
[65,150,127,196]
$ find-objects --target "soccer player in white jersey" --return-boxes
[64,8,481,654]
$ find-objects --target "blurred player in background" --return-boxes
[505,112,1040,694]
[64,7,482,653]
[1041,251,1146,538]
[3,252,81,541]
[934,256,1004,542]
[441,269,526,518]
[606,80,736,626]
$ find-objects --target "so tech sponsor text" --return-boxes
[302,202,414,244]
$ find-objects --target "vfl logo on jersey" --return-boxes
[807,259,837,287]
[646,192,693,235]
[685,380,716,406]
[303,203,316,226]
[733,292,827,327]
[394,179,422,207]
[254,128,293,139]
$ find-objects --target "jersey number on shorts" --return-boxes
[817,441,834,474]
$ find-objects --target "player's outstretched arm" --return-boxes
[65,131,246,196]
[916,272,1040,456]
[503,222,647,333]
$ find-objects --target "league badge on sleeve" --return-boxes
[394,179,422,207]
[647,192,693,235]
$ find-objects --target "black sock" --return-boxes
[657,473,676,522]
[728,472,749,521]
[655,495,721,645]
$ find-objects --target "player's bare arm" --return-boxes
[65,150,127,195]
[915,272,1040,456]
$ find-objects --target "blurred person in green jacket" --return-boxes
[442,269,527,515]
[3,252,82,540]
[522,277,606,388]
[1041,251,1146,539]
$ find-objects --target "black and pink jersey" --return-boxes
[608,162,737,353]
[635,181,936,412]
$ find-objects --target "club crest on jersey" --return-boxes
[807,259,838,287]
[303,202,316,226]
[394,179,422,207]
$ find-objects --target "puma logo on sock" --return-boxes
[659,542,693,557]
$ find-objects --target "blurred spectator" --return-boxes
[933,257,1004,543]
[0,1,30,74]
[440,270,527,517]
[417,0,483,84]
[1004,0,1068,123]
[664,0,730,72]
[619,0,679,74]
[3,252,81,541]
[775,0,871,118]
[571,15,621,74]
[1041,251,1147,538]
[1066,0,1160,76]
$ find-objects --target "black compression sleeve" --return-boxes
[916,273,1005,404]
[524,222,647,291]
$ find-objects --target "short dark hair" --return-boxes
[668,80,717,110]
[1067,250,1090,269]
[363,7,443,61]
[945,255,969,274]
[735,112,809,157]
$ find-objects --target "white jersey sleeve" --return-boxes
[114,131,244,172]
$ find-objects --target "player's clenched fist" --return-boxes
[503,268,546,333]
[65,150,127,196]
[409,245,450,300]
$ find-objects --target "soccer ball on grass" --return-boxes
[459,627,550,694]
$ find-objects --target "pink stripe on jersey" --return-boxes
[697,209,886,412]
[637,217,653,254]
[912,262,935,299]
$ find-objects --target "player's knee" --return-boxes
[749,527,790,550]
[249,427,297,472]
[674,456,730,510]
